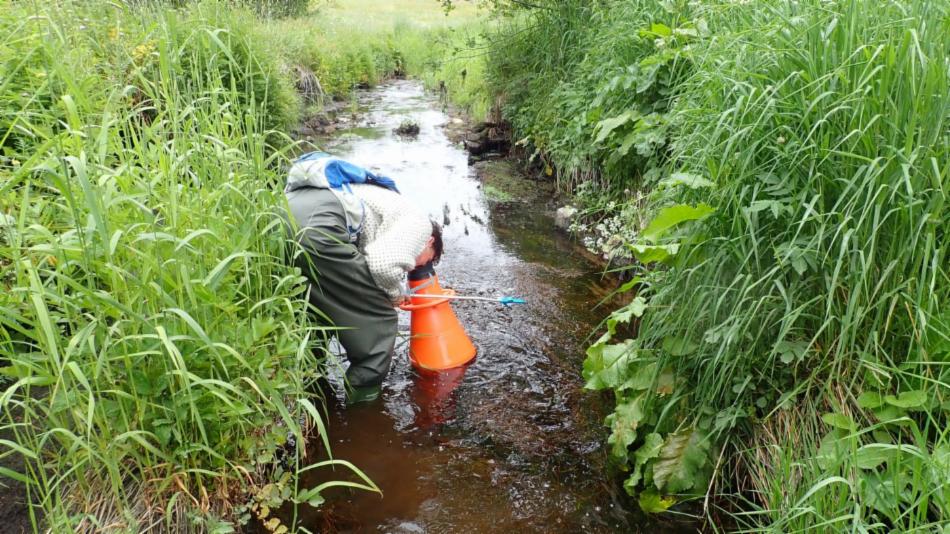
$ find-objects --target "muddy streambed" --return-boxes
[286,81,688,533]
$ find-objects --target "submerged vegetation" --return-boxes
[468,0,949,530]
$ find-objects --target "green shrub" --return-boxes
[486,0,690,193]
[137,0,311,18]
[150,4,301,141]
[0,2,352,531]
[584,0,949,529]
[238,0,310,18]
[1,0,475,531]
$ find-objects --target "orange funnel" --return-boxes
[399,263,477,372]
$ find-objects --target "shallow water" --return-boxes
[289,81,689,533]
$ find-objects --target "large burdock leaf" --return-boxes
[593,110,638,144]
[606,393,647,463]
[624,432,665,492]
[640,203,715,242]
[583,338,637,390]
[652,427,711,494]
[883,390,927,409]
[628,243,679,264]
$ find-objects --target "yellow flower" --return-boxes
[132,41,156,64]
[108,27,120,41]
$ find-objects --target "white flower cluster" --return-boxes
[571,208,641,262]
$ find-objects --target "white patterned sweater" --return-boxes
[350,184,432,304]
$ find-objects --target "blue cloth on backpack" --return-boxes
[285,152,400,242]
[294,151,399,193]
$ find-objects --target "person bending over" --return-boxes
[284,152,442,404]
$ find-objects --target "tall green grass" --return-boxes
[475,0,949,530]
[475,0,694,261]
[484,0,690,191]
[263,6,492,119]
[1,0,479,529]
[591,0,949,529]
[0,1,397,531]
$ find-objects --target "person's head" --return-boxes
[414,220,443,267]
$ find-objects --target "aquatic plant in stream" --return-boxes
[585,0,949,529]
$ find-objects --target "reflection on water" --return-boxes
[409,366,467,431]
[284,81,693,533]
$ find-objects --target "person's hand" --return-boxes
[397,295,411,308]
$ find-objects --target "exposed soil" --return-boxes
[0,408,37,534]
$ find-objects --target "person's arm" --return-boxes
[363,209,431,304]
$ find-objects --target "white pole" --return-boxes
[403,293,501,303]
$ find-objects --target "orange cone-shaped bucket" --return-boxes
[399,263,476,372]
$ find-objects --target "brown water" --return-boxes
[286,81,693,534]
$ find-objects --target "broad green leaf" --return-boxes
[296,487,326,508]
[857,391,884,409]
[861,472,908,517]
[623,473,639,496]
[593,111,636,144]
[628,243,679,264]
[821,412,856,431]
[638,488,676,513]
[854,445,896,470]
[775,340,808,364]
[641,204,715,243]
[872,405,908,424]
[583,339,637,390]
[655,368,676,396]
[644,23,672,37]
[651,427,710,493]
[883,390,926,409]
[634,433,664,471]
[617,130,639,157]
[606,394,646,462]
[622,362,657,392]
[662,336,697,356]
[816,432,848,470]
[606,297,646,335]
[661,173,714,189]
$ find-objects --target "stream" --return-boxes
[287,81,689,533]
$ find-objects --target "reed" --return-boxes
[0,1,387,531]
[470,0,949,529]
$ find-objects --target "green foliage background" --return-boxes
[3,0,947,530]
[0,0,469,531]
[472,0,950,530]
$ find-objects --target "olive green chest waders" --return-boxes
[285,187,397,392]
